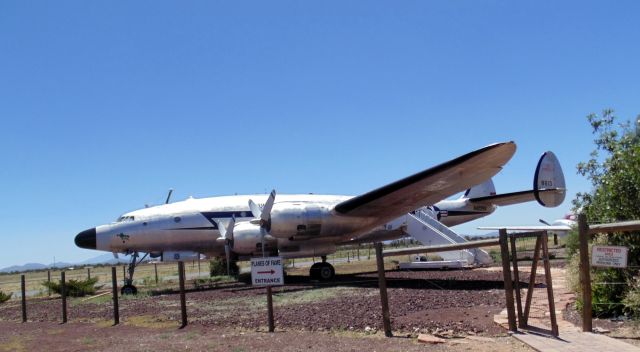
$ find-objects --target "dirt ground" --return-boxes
[0,321,534,352]
[7,260,637,351]
[0,269,518,334]
[0,267,538,351]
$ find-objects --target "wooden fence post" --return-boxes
[523,235,542,327]
[509,237,523,327]
[21,275,27,323]
[541,232,559,336]
[154,263,159,284]
[87,268,91,280]
[61,271,67,324]
[267,286,275,332]
[111,267,119,325]
[499,229,517,332]
[178,261,187,328]
[375,242,392,337]
[578,214,592,332]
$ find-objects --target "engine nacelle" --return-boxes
[160,251,200,262]
[269,203,331,239]
[232,222,276,255]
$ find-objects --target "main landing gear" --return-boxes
[309,256,335,281]
[121,251,148,295]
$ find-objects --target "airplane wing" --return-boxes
[334,142,516,220]
[477,225,572,231]
[468,189,565,207]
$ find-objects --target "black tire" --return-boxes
[121,284,138,295]
[309,262,322,280]
[317,263,335,281]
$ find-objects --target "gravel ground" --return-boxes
[0,267,542,351]
[0,268,527,337]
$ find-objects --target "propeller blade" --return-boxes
[165,189,173,204]
[249,199,262,219]
[216,217,235,240]
[539,219,551,226]
[226,216,235,240]
[261,190,276,223]
[224,243,231,276]
[218,219,227,238]
[260,227,266,257]
[217,216,235,276]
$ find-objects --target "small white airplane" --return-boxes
[478,213,576,236]
[75,142,566,294]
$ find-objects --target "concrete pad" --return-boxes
[513,330,640,352]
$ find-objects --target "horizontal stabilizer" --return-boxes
[469,189,564,207]
[468,151,565,208]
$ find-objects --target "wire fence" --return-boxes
[578,215,640,331]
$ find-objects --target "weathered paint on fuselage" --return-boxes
[94,193,496,259]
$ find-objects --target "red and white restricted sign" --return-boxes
[591,245,629,268]
[250,256,284,286]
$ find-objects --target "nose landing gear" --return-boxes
[121,251,148,295]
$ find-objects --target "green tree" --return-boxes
[573,109,640,316]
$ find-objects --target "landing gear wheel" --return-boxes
[309,262,322,280]
[309,262,335,281]
[121,284,138,295]
[318,263,335,281]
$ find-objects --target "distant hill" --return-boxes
[0,263,48,273]
[0,254,138,273]
[77,253,133,266]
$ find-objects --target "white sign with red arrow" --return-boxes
[250,256,284,286]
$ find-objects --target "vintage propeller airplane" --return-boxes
[75,142,566,294]
[478,213,576,236]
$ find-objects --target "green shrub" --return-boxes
[42,277,100,297]
[565,228,580,259]
[566,255,582,294]
[592,268,627,316]
[489,249,501,263]
[623,277,640,318]
[0,290,12,303]
[209,258,239,277]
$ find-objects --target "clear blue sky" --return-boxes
[1,1,639,268]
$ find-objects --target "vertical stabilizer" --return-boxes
[462,179,496,199]
[534,151,566,207]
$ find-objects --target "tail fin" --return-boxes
[533,151,566,207]
[467,151,566,208]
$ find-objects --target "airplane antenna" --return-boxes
[165,189,173,204]
[539,219,551,226]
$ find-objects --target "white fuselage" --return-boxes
[89,193,494,260]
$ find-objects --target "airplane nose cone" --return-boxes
[75,228,96,249]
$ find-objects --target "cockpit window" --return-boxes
[116,215,135,222]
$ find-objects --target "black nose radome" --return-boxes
[75,228,96,249]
